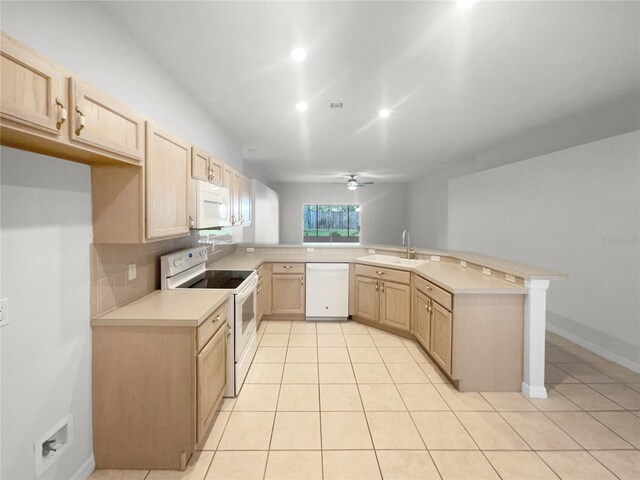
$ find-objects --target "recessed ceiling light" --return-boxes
[290,48,307,62]
[296,102,308,112]
[378,108,391,118]
[456,0,479,10]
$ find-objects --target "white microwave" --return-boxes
[194,180,230,229]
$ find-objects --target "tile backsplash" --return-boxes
[90,228,236,317]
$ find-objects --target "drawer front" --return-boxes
[197,300,229,352]
[355,263,410,285]
[415,274,452,311]
[271,262,305,274]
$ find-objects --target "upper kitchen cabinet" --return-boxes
[1,32,67,140]
[241,176,252,225]
[69,78,145,164]
[145,122,190,239]
[191,146,223,186]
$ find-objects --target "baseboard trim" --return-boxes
[522,382,547,399]
[71,454,95,480]
[546,324,640,373]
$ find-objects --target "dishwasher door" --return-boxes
[305,263,350,321]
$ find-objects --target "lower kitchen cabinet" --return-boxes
[196,323,226,441]
[271,273,305,314]
[414,290,431,347]
[430,301,453,374]
[380,280,411,331]
[355,275,380,322]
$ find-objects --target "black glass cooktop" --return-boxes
[177,270,254,289]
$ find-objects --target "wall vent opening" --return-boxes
[329,102,343,109]
[35,413,74,477]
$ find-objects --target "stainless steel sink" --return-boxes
[357,254,428,267]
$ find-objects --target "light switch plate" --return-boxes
[505,274,516,283]
[431,255,441,261]
[128,264,137,281]
[460,260,467,267]
[482,267,492,275]
[246,247,255,253]
[368,249,376,254]
[0,298,8,327]
[307,248,315,253]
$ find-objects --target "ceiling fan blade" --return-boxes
[359,182,374,185]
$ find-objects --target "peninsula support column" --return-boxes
[522,279,550,398]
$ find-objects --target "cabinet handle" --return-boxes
[215,314,221,322]
[424,303,428,310]
[283,265,292,269]
[301,278,304,286]
[381,283,385,292]
[75,106,86,135]
[55,98,67,130]
[376,270,385,276]
[375,282,379,292]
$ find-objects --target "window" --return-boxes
[303,205,360,243]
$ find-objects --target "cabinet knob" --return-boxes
[75,106,85,136]
[376,271,385,276]
[55,98,67,130]
[283,265,292,269]
[375,282,379,292]
[301,278,304,286]
[381,283,385,292]
[215,314,221,322]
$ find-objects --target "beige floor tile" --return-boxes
[528,388,581,411]
[344,333,375,347]
[288,333,316,347]
[589,450,640,480]
[290,322,316,334]
[321,411,373,449]
[456,412,529,450]
[420,363,451,384]
[253,347,287,363]
[411,411,477,449]
[397,383,450,411]
[233,384,280,411]
[322,450,382,480]
[378,347,416,363]
[320,384,363,411]
[264,450,322,480]
[282,363,318,384]
[589,383,640,409]
[89,470,148,480]
[316,322,343,334]
[218,412,275,450]
[545,364,580,384]
[430,451,499,480]
[371,334,405,347]
[217,397,236,412]
[348,347,384,363]
[546,346,579,363]
[317,347,350,363]
[537,451,617,480]
[592,362,640,383]
[376,450,440,480]
[341,321,370,334]
[485,451,559,480]
[358,384,406,411]
[435,383,493,411]
[317,334,346,347]
[555,363,617,383]
[480,392,537,411]
[206,451,268,479]
[245,363,284,384]
[259,333,289,346]
[353,363,393,383]
[286,346,318,363]
[561,345,609,364]
[270,412,321,450]
[199,411,230,450]
[405,344,433,363]
[318,363,356,383]
[589,411,640,449]
[628,383,640,393]
[500,412,581,450]
[386,363,430,383]
[366,411,426,449]
[553,384,623,410]
[277,384,319,411]
[545,411,634,449]
[264,321,292,334]
[147,451,214,480]
[633,410,640,417]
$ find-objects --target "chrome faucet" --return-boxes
[402,229,415,259]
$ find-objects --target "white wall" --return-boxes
[247,180,279,244]
[272,182,408,245]
[1,148,94,479]
[448,131,640,369]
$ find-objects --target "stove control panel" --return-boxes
[161,246,208,279]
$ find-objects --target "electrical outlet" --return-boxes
[505,274,516,283]
[0,298,8,327]
[431,255,441,261]
[307,247,315,253]
[482,267,492,275]
[460,260,467,267]
[128,264,137,281]
[368,249,376,254]
[246,247,255,253]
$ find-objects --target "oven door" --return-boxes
[196,180,230,228]
[235,275,258,362]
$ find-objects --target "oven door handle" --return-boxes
[236,275,258,303]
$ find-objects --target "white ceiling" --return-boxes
[102,1,640,183]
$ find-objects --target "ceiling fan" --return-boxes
[333,174,374,191]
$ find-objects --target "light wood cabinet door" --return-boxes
[191,146,210,182]
[241,176,252,225]
[355,275,379,322]
[209,156,223,186]
[257,279,264,323]
[223,165,236,224]
[431,301,453,374]
[271,274,305,314]
[233,170,242,225]
[415,291,431,350]
[380,281,411,331]
[1,32,67,137]
[196,326,227,443]
[145,122,190,239]
[70,78,145,163]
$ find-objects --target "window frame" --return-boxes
[302,204,361,244]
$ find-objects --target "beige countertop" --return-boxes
[91,290,230,327]
[209,251,527,294]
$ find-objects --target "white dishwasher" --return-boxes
[305,263,350,321]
